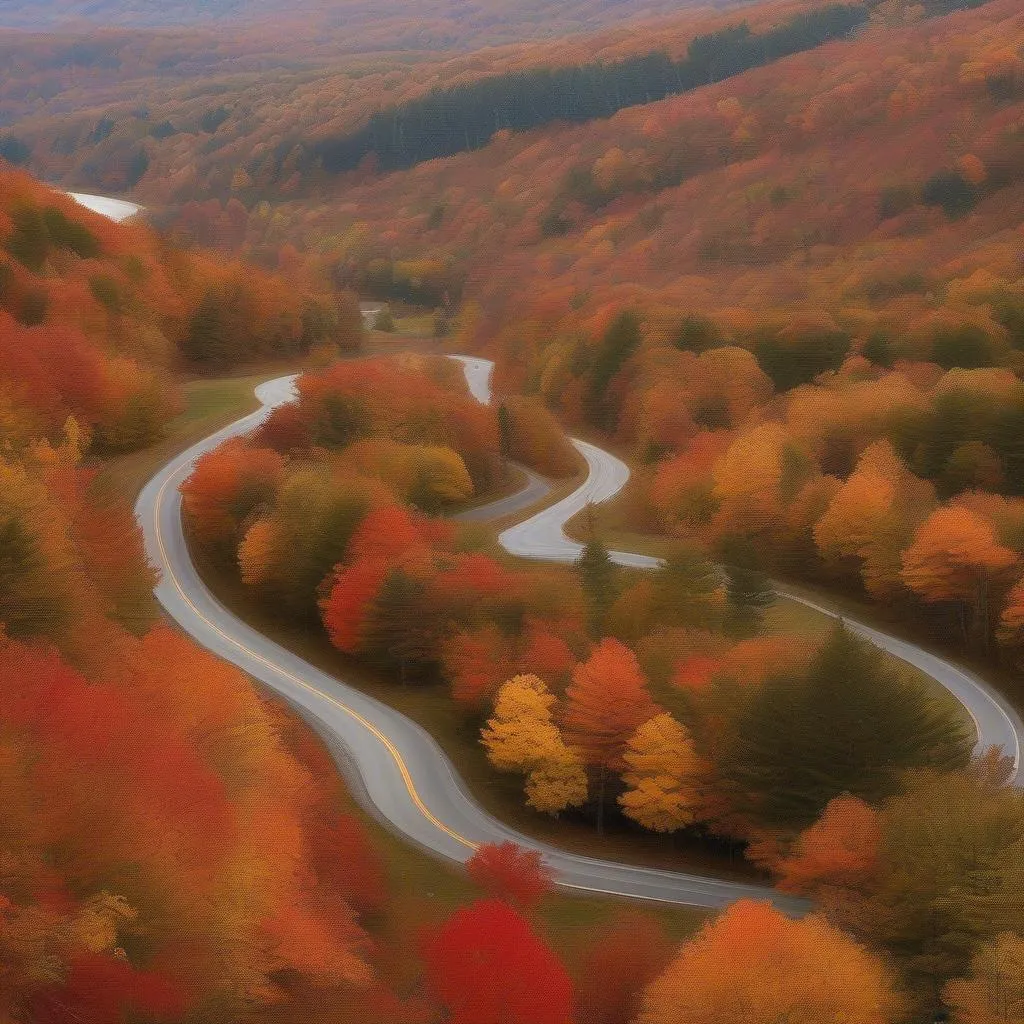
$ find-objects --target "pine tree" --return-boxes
[652,542,720,629]
[716,624,973,832]
[585,310,641,430]
[724,564,775,636]
[360,568,436,683]
[577,536,618,637]
[497,403,513,462]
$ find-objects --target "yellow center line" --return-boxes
[152,464,478,853]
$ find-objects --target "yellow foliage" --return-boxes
[481,674,586,815]
[944,933,1024,1024]
[619,713,703,833]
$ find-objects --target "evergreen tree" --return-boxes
[716,624,973,833]
[585,310,641,430]
[360,568,436,683]
[576,536,618,638]
[724,563,775,636]
[652,542,720,630]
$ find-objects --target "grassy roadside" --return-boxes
[100,371,279,504]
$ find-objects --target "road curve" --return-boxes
[67,193,142,222]
[449,359,1023,780]
[486,377,1022,783]
[136,370,803,912]
[499,437,1023,780]
[135,357,1021,913]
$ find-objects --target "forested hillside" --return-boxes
[0,0,715,43]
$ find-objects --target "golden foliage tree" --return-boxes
[636,901,901,1024]
[618,713,704,833]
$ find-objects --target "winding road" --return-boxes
[136,371,804,911]
[134,354,1024,914]
[90,181,1022,908]
[67,192,142,222]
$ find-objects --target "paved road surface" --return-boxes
[67,193,142,222]
[453,357,1023,782]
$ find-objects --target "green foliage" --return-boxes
[497,403,513,461]
[89,274,123,313]
[877,185,916,221]
[862,331,895,368]
[719,539,774,636]
[672,314,723,354]
[5,205,50,271]
[922,170,978,218]
[4,203,101,272]
[716,624,973,832]
[0,135,30,166]
[752,327,851,390]
[585,309,641,430]
[199,106,229,133]
[43,206,100,258]
[361,567,438,683]
[651,542,719,630]
[861,758,1024,1003]
[266,471,372,618]
[932,324,994,369]
[576,536,618,637]
[992,292,1024,349]
[316,6,867,173]
[0,515,66,638]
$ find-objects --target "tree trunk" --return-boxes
[596,765,607,836]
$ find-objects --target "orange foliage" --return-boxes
[671,653,723,692]
[776,795,881,894]
[563,638,659,772]
[636,901,900,1024]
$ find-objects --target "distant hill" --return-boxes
[0,0,723,45]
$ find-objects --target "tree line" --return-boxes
[315,5,869,173]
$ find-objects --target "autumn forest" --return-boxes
[3,0,1024,1020]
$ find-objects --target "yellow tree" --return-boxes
[481,675,586,816]
[618,713,704,833]
[526,744,588,816]
[814,440,934,599]
[635,901,901,1024]
[711,423,790,539]
[944,933,1024,1024]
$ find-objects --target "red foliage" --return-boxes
[29,954,185,1024]
[181,438,285,549]
[320,557,389,653]
[347,504,429,562]
[576,912,674,1024]
[466,843,554,910]
[671,653,723,692]
[314,814,389,916]
[520,621,578,686]
[423,899,575,1024]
